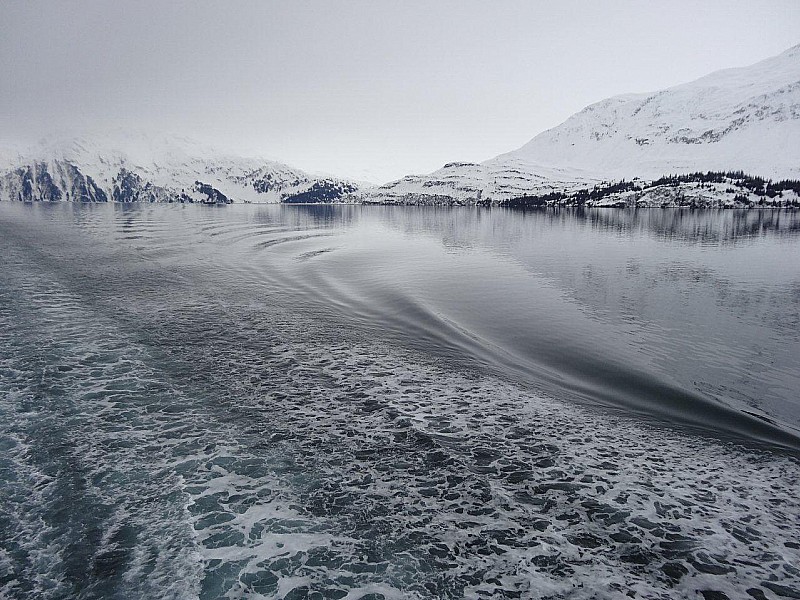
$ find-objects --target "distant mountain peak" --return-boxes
[508,43,800,177]
[0,132,359,204]
[364,44,800,204]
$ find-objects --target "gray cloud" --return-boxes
[1,0,798,182]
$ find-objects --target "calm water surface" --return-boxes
[0,203,799,599]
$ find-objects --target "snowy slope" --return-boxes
[0,133,358,204]
[363,159,599,205]
[366,44,800,204]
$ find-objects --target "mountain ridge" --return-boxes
[0,133,358,204]
[2,45,798,206]
[364,43,800,205]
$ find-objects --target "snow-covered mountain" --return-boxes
[366,44,800,205]
[3,45,797,207]
[0,133,358,204]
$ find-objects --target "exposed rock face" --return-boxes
[194,181,231,204]
[1,161,108,203]
[0,134,358,204]
[112,168,170,203]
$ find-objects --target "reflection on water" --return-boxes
[585,207,800,243]
[286,205,800,441]
[370,204,800,245]
[0,203,799,599]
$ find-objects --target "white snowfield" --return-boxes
[1,44,798,205]
[0,132,356,204]
[367,44,800,204]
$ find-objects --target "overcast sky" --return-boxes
[1,1,798,182]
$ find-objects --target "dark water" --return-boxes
[1,203,799,599]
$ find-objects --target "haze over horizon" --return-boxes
[1,0,799,183]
